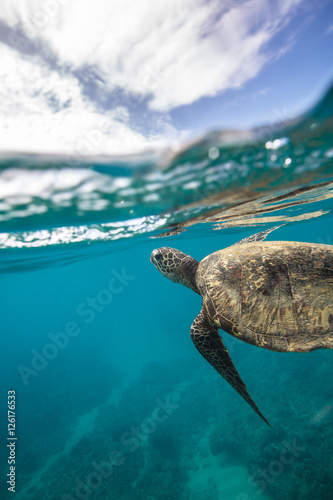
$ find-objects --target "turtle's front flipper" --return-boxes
[235,225,284,245]
[191,308,271,427]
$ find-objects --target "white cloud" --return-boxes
[326,23,333,35]
[0,0,304,154]
[0,43,162,154]
[252,86,273,98]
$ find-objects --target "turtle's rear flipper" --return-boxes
[190,308,271,427]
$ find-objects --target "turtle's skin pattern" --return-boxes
[151,230,333,426]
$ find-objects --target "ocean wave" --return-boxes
[0,83,332,255]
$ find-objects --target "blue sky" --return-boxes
[171,0,333,135]
[0,0,332,155]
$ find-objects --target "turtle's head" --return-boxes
[150,247,199,294]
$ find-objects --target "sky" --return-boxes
[0,0,332,156]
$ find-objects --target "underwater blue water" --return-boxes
[1,85,333,500]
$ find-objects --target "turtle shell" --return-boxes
[196,241,333,352]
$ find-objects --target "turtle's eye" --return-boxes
[155,253,162,261]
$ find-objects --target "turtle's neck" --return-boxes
[183,256,200,294]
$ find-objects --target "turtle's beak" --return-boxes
[150,250,155,264]
[151,249,165,268]
[150,249,157,265]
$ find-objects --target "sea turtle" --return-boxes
[150,228,333,426]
